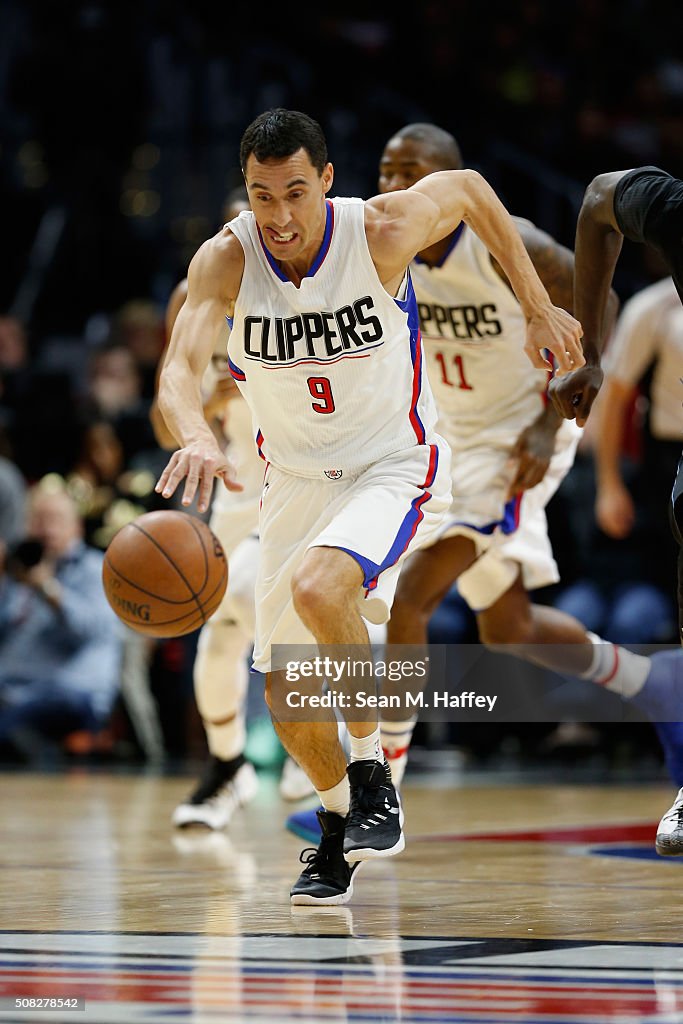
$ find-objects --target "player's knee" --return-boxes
[291,569,342,629]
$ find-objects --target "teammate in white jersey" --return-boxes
[155,108,583,905]
[595,276,683,541]
[373,126,683,792]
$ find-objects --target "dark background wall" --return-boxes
[3,0,683,339]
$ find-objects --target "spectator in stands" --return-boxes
[0,478,122,760]
[0,455,27,553]
[110,300,165,399]
[83,343,159,464]
[0,316,30,443]
[67,417,156,549]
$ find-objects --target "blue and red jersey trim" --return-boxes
[450,492,523,537]
[255,429,266,461]
[413,221,465,267]
[257,200,334,283]
[228,356,246,381]
[337,443,439,592]
[394,272,427,444]
[260,351,375,370]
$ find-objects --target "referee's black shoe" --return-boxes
[290,811,361,905]
[343,758,405,863]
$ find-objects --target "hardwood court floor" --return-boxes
[1,770,683,1023]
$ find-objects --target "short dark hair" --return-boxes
[393,123,463,171]
[240,109,328,175]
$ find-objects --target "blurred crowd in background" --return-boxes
[0,0,681,775]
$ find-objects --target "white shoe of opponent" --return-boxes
[172,757,259,830]
[656,787,683,856]
[279,757,316,802]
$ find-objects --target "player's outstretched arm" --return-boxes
[549,171,627,425]
[155,232,245,513]
[368,171,583,374]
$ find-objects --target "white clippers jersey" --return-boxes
[227,198,438,478]
[410,223,550,448]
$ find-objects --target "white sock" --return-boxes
[380,717,417,760]
[580,632,651,698]
[380,718,416,787]
[348,725,382,762]
[317,775,350,816]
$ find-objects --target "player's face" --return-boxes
[378,137,444,194]
[245,149,333,262]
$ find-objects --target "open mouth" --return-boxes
[267,229,298,246]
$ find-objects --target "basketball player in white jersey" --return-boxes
[371,126,683,792]
[152,191,315,830]
[155,108,583,905]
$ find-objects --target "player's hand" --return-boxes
[548,364,604,426]
[524,305,584,374]
[155,439,243,514]
[596,480,635,539]
[507,419,556,496]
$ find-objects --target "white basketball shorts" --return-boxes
[252,439,452,672]
[442,419,581,611]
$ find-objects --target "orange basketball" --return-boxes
[102,510,228,637]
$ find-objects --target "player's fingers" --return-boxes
[507,457,529,497]
[219,471,244,493]
[524,342,550,370]
[195,467,215,514]
[568,338,585,367]
[558,327,585,369]
[159,455,190,499]
[574,390,596,427]
[549,380,577,420]
[520,465,545,491]
[552,347,571,374]
[155,454,179,495]
[180,466,200,507]
[513,459,544,494]
[218,457,244,493]
[178,451,208,506]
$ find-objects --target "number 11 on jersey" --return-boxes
[307,376,336,414]
[435,352,473,390]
